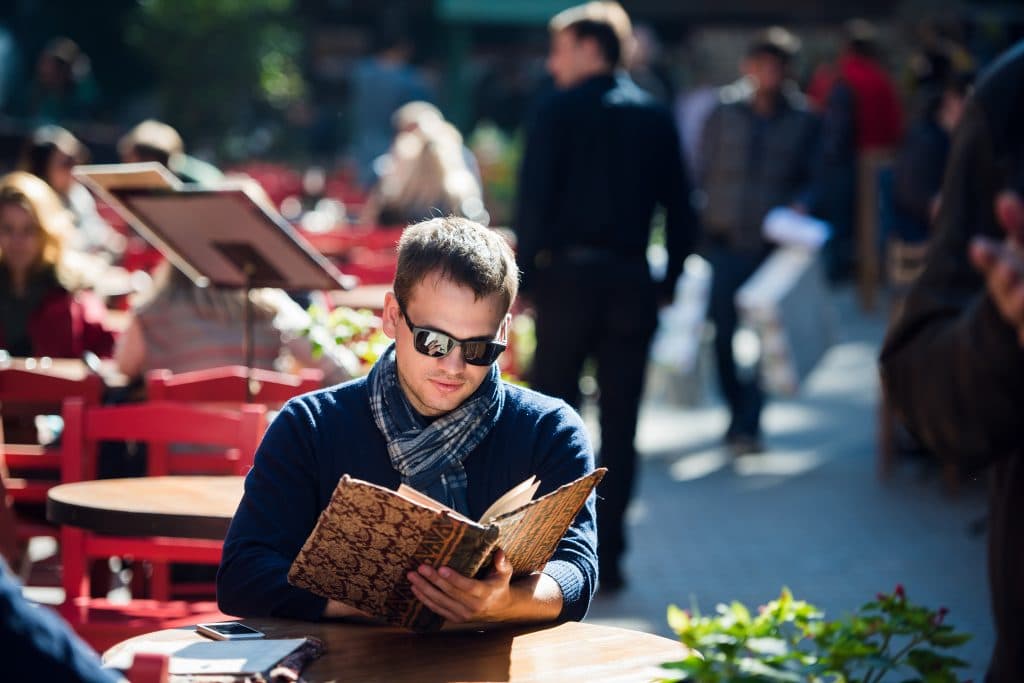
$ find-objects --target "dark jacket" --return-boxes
[218,378,598,623]
[891,116,951,242]
[879,41,1024,683]
[514,73,696,299]
[699,80,820,251]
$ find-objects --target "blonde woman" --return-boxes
[0,171,114,357]
[361,119,483,227]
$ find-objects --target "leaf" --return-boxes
[668,605,691,633]
[745,638,789,657]
[736,657,803,682]
[928,631,972,648]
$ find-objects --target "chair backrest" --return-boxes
[61,399,267,480]
[0,366,104,413]
[146,366,321,405]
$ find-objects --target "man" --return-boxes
[514,1,696,593]
[118,119,223,186]
[698,27,820,455]
[218,217,598,625]
[879,41,1024,683]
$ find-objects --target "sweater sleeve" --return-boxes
[217,399,329,620]
[879,99,1024,472]
[531,403,598,622]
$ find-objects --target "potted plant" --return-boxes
[660,585,972,683]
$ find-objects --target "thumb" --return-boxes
[491,549,512,578]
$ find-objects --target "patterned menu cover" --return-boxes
[287,468,605,631]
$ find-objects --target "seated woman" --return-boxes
[114,260,358,387]
[360,115,484,227]
[0,171,115,358]
[19,126,119,257]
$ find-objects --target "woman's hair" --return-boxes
[0,171,73,274]
[18,125,87,185]
[375,123,481,224]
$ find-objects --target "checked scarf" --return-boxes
[367,344,504,515]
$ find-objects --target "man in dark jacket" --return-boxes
[515,1,696,591]
[698,28,820,454]
[879,41,1024,683]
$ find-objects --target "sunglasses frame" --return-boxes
[397,301,507,367]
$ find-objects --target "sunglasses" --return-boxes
[398,303,507,367]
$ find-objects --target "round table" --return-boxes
[104,618,687,682]
[46,476,244,539]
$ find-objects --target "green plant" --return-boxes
[661,586,971,683]
[303,305,391,374]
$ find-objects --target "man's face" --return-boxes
[382,272,508,417]
[547,29,596,89]
[743,53,786,95]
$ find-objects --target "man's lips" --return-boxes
[428,378,464,393]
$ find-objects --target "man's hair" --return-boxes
[393,216,519,312]
[118,119,184,166]
[549,2,634,69]
[844,19,879,58]
[746,26,801,65]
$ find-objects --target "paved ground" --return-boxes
[582,288,994,682]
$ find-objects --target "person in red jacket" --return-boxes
[0,171,113,358]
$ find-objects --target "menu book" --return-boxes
[287,468,605,632]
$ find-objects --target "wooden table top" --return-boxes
[104,618,687,682]
[0,355,128,387]
[327,283,389,311]
[47,476,244,540]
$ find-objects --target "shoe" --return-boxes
[727,434,763,456]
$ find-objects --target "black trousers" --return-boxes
[705,244,767,439]
[529,261,657,576]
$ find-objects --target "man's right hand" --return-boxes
[969,190,1024,346]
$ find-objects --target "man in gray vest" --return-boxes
[697,27,820,454]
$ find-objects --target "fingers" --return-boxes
[408,568,474,622]
[488,550,513,581]
[995,190,1024,243]
[969,236,1000,275]
[971,235,1024,340]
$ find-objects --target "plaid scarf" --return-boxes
[367,344,504,515]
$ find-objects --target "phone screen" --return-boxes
[200,622,263,637]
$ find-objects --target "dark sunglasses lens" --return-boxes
[463,342,505,366]
[414,328,456,357]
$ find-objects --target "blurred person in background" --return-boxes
[18,125,118,256]
[348,26,433,189]
[879,41,1024,683]
[113,260,358,387]
[891,73,971,245]
[0,171,114,358]
[516,1,696,592]
[360,104,483,227]
[697,27,819,455]
[23,37,99,125]
[118,119,223,186]
[809,20,904,282]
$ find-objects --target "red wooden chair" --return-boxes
[58,398,266,650]
[146,366,322,409]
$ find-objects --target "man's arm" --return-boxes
[657,108,698,303]
[217,400,329,620]
[407,402,597,625]
[880,100,1024,471]
[514,95,564,297]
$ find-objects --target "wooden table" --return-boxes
[47,476,244,540]
[0,355,128,388]
[328,283,389,312]
[104,618,687,682]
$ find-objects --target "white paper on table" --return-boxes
[762,207,832,249]
[104,637,307,675]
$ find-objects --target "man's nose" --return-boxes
[437,346,467,373]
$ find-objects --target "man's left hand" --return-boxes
[407,549,514,624]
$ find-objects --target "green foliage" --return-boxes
[302,305,390,373]
[661,586,971,683]
[126,0,305,151]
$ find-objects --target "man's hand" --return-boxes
[407,550,515,624]
[970,190,1024,346]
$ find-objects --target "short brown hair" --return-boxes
[393,216,519,312]
[549,2,634,68]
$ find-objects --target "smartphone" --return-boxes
[195,622,265,640]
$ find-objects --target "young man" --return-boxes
[218,217,598,625]
[515,0,696,593]
[698,27,820,455]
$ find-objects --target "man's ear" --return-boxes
[382,291,400,340]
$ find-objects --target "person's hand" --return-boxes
[407,549,514,624]
[969,190,1024,346]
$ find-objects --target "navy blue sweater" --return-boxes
[217,377,598,623]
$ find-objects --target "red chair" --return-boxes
[58,398,267,650]
[146,365,322,410]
